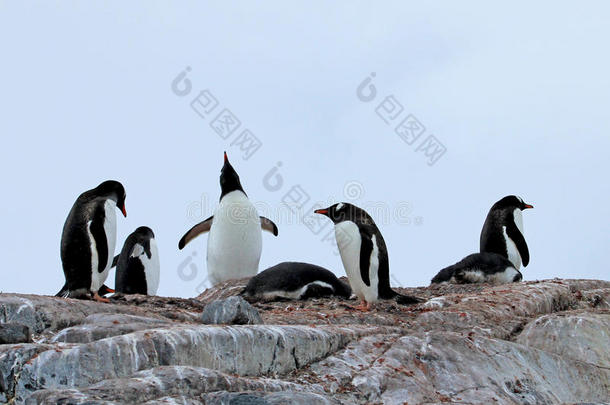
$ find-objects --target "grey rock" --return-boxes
[308,331,610,404]
[0,343,56,403]
[516,310,610,368]
[142,397,204,405]
[27,365,323,404]
[16,324,371,402]
[0,322,31,344]
[201,296,262,325]
[2,279,610,404]
[50,313,172,343]
[0,294,201,338]
[201,391,339,405]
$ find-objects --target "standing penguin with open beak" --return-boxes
[179,152,278,285]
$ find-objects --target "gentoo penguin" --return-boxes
[480,195,533,269]
[315,203,421,309]
[111,226,160,295]
[431,252,522,284]
[57,180,126,302]
[242,262,352,302]
[178,152,279,285]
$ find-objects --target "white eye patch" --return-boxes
[335,203,344,211]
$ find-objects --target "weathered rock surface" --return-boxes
[1,279,609,404]
[201,296,263,325]
[0,322,31,344]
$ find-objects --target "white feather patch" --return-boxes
[207,190,263,285]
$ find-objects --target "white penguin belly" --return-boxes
[453,266,519,284]
[490,266,520,284]
[89,200,117,292]
[335,221,379,303]
[141,239,160,295]
[502,226,522,269]
[207,191,262,285]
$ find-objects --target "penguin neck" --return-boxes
[219,190,250,206]
[220,185,246,201]
[512,208,524,234]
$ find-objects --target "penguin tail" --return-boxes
[56,285,90,299]
[430,265,456,284]
[56,283,70,298]
[394,293,424,305]
[380,287,422,305]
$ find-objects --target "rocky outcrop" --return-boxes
[1,279,609,404]
[200,296,263,325]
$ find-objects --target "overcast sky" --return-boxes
[1,2,608,298]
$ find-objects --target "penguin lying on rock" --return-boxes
[431,195,533,284]
[242,262,352,302]
[315,202,422,310]
[431,252,522,284]
[57,180,127,303]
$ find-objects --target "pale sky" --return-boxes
[1,2,608,298]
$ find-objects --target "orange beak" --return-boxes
[314,209,328,215]
[224,151,228,163]
[105,287,115,293]
[524,204,534,209]
[121,206,127,217]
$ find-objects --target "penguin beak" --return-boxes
[523,204,534,209]
[224,151,229,163]
[314,209,329,215]
[121,205,127,217]
[105,287,115,294]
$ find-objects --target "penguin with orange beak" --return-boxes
[57,180,127,302]
[315,202,420,310]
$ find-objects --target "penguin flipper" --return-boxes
[111,255,120,268]
[358,228,374,287]
[178,215,214,249]
[90,214,109,273]
[260,216,279,236]
[506,224,530,266]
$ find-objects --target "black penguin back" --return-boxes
[242,262,351,300]
[431,252,519,284]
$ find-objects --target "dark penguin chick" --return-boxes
[57,180,127,303]
[315,203,422,310]
[480,195,533,270]
[431,252,522,284]
[112,227,160,295]
[178,152,278,285]
[242,262,352,302]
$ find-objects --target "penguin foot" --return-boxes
[93,292,110,303]
[353,301,371,311]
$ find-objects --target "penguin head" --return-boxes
[95,180,127,217]
[492,195,534,212]
[314,202,369,224]
[219,152,246,200]
[134,226,155,240]
[98,284,115,296]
